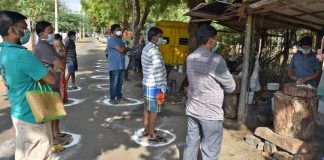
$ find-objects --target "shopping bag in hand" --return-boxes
[26,82,67,123]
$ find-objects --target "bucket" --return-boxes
[247,92,254,104]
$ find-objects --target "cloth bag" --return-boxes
[60,72,68,102]
[26,82,67,123]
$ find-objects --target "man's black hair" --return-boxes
[67,31,76,37]
[54,33,62,40]
[35,20,52,35]
[111,24,121,32]
[197,24,218,46]
[299,36,312,46]
[147,27,163,42]
[0,10,27,36]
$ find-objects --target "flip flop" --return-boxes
[148,135,167,143]
[141,130,157,137]
[58,133,72,138]
[53,137,69,145]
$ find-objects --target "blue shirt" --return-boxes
[0,42,48,124]
[288,51,321,87]
[108,36,126,71]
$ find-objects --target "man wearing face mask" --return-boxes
[108,24,128,104]
[0,11,56,159]
[183,24,235,160]
[35,21,68,147]
[288,36,321,88]
[141,27,167,142]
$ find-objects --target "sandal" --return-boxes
[53,137,69,145]
[141,130,157,137]
[148,135,167,143]
[58,133,72,138]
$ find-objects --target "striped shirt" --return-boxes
[186,48,236,121]
[141,42,167,90]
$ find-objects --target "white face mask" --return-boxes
[300,48,311,55]
[116,31,122,36]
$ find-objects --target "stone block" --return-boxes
[254,127,314,154]
[293,152,317,160]
[257,142,264,151]
[273,151,293,160]
[245,134,261,148]
[264,141,277,155]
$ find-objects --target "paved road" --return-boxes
[0,38,266,160]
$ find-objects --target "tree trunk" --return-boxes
[187,0,206,53]
[279,29,296,86]
[132,0,152,46]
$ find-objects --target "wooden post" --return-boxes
[238,15,253,124]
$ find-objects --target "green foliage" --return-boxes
[0,0,86,32]
[81,0,188,30]
[148,3,190,23]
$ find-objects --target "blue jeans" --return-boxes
[183,116,223,160]
[109,69,125,100]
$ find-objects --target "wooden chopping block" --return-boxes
[282,83,317,98]
[274,91,318,140]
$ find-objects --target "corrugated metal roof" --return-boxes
[186,0,324,31]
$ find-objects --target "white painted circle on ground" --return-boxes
[97,84,110,89]
[64,98,85,107]
[52,132,82,160]
[94,65,107,69]
[95,69,108,73]
[96,97,143,106]
[67,86,82,92]
[62,132,81,148]
[132,128,176,147]
[97,59,107,62]
[95,62,107,65]
[90,75,109,80]
[88,84,110,91]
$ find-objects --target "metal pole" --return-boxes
[55,0,58,33]
[238,15,253,124]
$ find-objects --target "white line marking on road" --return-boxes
[90,75,110,80]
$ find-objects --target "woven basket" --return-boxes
[26,83,66,123]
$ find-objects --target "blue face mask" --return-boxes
[20,29,31,45]
[47,33,55,43]
[157,37,164,45]
[14,27,31,45]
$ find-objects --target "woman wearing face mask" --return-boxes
[65,31,78,90]
[35,21,68,150]
[52,34,68,103]
[288,36,321,87]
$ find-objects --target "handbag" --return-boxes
[26,82,67,123]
